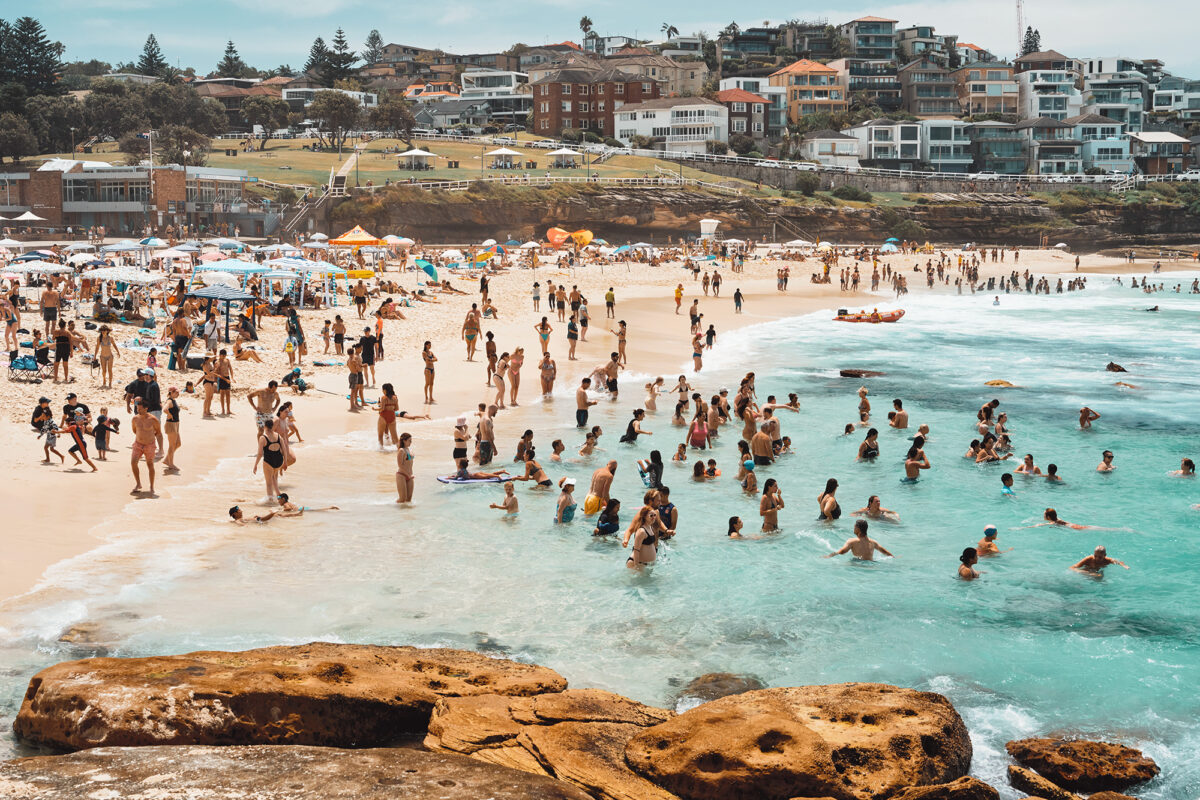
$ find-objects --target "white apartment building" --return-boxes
[458,68,532,124]
[1017,70,1084,120]
[919,119,972,173]
[615,97,728,154]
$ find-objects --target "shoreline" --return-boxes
[1,248,1194,606]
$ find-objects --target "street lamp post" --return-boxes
[70,127,76,160]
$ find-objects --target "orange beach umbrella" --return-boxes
[329,225,382,247]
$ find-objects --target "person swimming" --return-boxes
[1001,473,1016,496]
[827,519,894,561]
[857,428,879,461]
[817,478,841,521]
[851,495,899,522]
[958,547,981,580]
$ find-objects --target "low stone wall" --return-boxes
[691,161,1079,195]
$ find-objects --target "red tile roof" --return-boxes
[771,58,838,76]
[851,15,897,22]
[716,88,767,104]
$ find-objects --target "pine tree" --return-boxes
[0,20,14,86]
[215,40,247,78]
[136,34,168,78]
[9,17,64,96]
[1020,26,1042,57]
[319,28,357,87]
[304,37,329,74]
[361,29,384,65]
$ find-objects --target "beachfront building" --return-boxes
[968,121,1027,174]
[898,58,958,116]
[1016,68,1084,121]
[895,25,958,68]
[412,99,492,129]
[583,35,641,57]
[532,64,659,138]
[1015,117,1083,175]
[797,129,861,168]
[281,87,378,111]
[654,36,704,60]
[1064,113,1135,173]
[102,72,160,85]
[604,53,708,96]
[834,16,901,110]
[716,89,768,147]
[1014,50,1084,76]
[1128,131,1190,174]
[378,43,435,66]
[0,159,276,236]
[919,119,973,172]
[613,97,727,153]
[458,69,531,125]
[845,118,922,170]
[954,42,994,66]
[769,59,847,125]
[194,82,281,128]
[404,80,460,103]
[719,27,783,63]
[1081,60,1151,132]
[719,77,787,140]
[1151,76,1200,122]
[780,21,836,61]
[431,52,520,72]
[951,62,1018,116]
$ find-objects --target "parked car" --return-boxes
[786,161,820,171]
[968,171,1002,181]
[1175,169,1200,182]
[504,124,526,133]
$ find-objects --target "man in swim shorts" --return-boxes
[751,423,774,466]
[247,380,281,429]
[576,377,597,427]
[130,401,160,494]
[584,460,616,515]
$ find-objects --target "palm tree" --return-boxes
[721,22,741,38]
[579,16,593,36]
[661,22,679,39]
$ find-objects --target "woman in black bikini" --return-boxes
[201,357,218,417]
[817,477,841,522]
[422,341,436,404]
[452,417,470,465]
[254,418,285,498]
[857,428,879,461]
[163,387,182,472]
[53,320,72,383]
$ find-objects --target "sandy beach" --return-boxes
[0,243,1192,603]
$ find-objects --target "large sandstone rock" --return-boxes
[624,683,972,800]
[890,777,1000,800]
[14,642,566,751]
[1005,738,1159,792]
[1006,765,1080,800]
[424,688,677,800]
[0,744,593,799]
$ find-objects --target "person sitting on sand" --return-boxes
[276,493,339,516]
[1071,545,1129,574]
[229,506,277,525]
[234,338,262,362]
[827,519,894,561]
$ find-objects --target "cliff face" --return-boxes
[326,188,1200,247]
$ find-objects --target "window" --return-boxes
[539,102,548,113]
[641,82,652,92]
[652,126,671,137]
[539,85,548,96]
[753,121,763,132]
[615,84,624,94]
[619,129,636,139]
[733,119,746,132]
[753,104,763,113]
[598,101,605,111]
[562,84,571,94]
[733,102,746,112]
[562,118,572,128]
[578,102,589,112]
[540,119,550,130]
[579,85,589,95]
[561,101,572,112]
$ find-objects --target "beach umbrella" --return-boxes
[784,239,814,248]
[65,242,95,251]
[304,241,330,250]
[67,253,95,265]
[879,243,899,254]
[481,238,497,246]
[485,244,508,256]
[520,241,540,249]
[139,237,168,247]
[308,233,328,240]
[441,249,464,261]
[172,243,200,252]
[0,237,21,247]
[415,259,438,281]
[12,211,45,221]
[1054,242,1070,249]
[885,237,900,243]
[504,240,520,246]
[198,252,224,262]
[815,242,834,251]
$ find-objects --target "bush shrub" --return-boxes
[832,184,872,202]
[794,173,819,196]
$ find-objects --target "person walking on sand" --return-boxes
[611,320,627,366]
[539,351,557,396]
[462,304,481,361]
[422,341,437,404]
[508,347,524,406]
[534,317,553,355]
[347,345,365,411]
[674,283,684,314]
[253,418,285,499]
[396,432,415,503]
[215,349,234,416]
[93,325,120,388]
[163,386,182,472]
[130,401,160,495]
[493,352,508,410]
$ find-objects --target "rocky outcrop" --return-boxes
[890,777,1000,800]
[1007,765,1080,800]
[424,688,676,800]
[624,683,972,800]
[1005,738,1159,792]
[1105,362,1128,372]
[13,642,566,751]
[672,673,766,712]
[0,745,593,800]
[840,370,886,378]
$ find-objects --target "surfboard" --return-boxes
[436,476,504,485]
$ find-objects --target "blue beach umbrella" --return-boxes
[416,259,438,281]
[880,243,900,253]
[885,237,900,243]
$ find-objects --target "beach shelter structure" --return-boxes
[520,241,540,249]
[329,225,382,248]
[186,284,256,343]
[0,237,22,248]
[308,233,328,241]
[879,243,899,254]
[485,147,520,168]
[84,267,167,284]
[784,239,814,248]
[547,148,581,168]
[397,148,435,170]
[65,242,95,252]
[12,211,45,222]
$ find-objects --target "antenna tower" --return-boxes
[1015,0,1025,57]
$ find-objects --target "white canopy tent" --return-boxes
[12,211,45,222]
[84,267,168,285]
[546,147,581,168]
[485,147,520,169]
[397,148,436,170]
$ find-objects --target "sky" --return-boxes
[24,0,1200,78]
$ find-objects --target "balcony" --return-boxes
[849,64,897,76]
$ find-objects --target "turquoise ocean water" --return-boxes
[0,275,1196,798]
